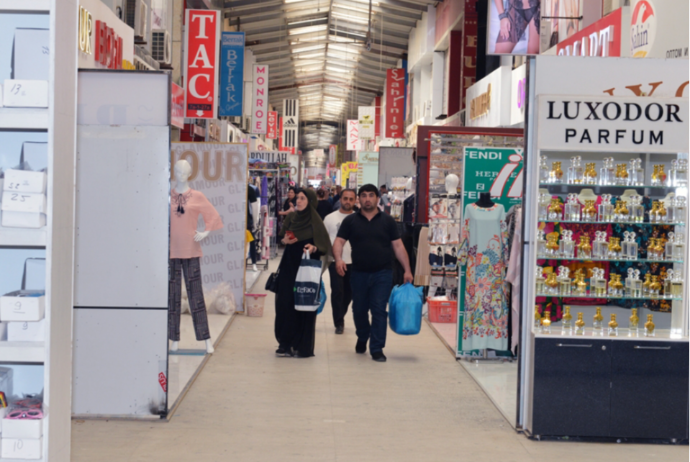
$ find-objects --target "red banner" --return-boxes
[385,69,405,139]
[183,9,220,119]
[267,111,277,139]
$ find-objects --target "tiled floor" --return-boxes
[71,259,688,461]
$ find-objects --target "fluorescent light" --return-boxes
[331,11,370,24]
[288,24,327,35]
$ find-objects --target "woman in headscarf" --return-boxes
[278,186,297,216]
[274,188,332,357]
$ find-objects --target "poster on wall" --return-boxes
[456,146,523,356]
[170,143,248,309]
[357,151,379,187]
[487,0,541,55]
[183,9,220,119]
[219,32,245,117]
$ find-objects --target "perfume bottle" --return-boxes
[658,165,668,185]
[535,267,546,295]
[592,231,608,259]
[564,194,581,221]
[577,235,592,259]
[538,192,550,220]
[539,156,550,183]
[668,159,678,187]
[644,313,655,337]
[550,161,564,183]
[548,198,563,220]
[573,270,588,296]
[567,156,584,184]
[608,237,622,259]
[559,230,575,259]
[629,158,644,186]
[537,229,547,257]
[676,159,688,187]
[649,201,660,223]
[546,233,560,256]
[666,196,678,223]
[651,165,663,186]
[623,231,638,260]
[672,270,683,297]
[629,308,639,336]
[672,232,685,261]
[654,237,666,261]
[665,232,676,260]
[615,163,629,185]
[582,200,597,222]
[598,194,614,222]
[626,268,642,297]
[593,307,604,336]
[609,274,624,297]
[541,310,552,334]
[558,266,572,295]
[591,268,607,297]
[663,269,674,298]
[574,312,586,335]
[674,196,687,224]
[642,273,652,296]
[534,305,542,329]
[649,275,662,297]
[599,157,615,185]
[583,162,597,185]
[647,238,660,260]
[562,306,573,335]
[608,314,619,337]
[656,201,667,223]
[545,272,559,295]
[614,200,629,222]
[630,195,645,223]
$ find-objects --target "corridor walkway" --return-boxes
[71,264,687,461]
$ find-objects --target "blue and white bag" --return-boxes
[294,251,323,312]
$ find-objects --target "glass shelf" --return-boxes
[539,182,677,190]
[535,293,682,301]
[536,257,683,264]
[539,219,685,226]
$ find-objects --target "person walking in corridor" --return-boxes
[332,184,413,362]
[323,189,356,335]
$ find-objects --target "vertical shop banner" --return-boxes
[250,64,268,134]
[171,82,185,128]
[457,147,523,356]
[282,99,299,154]
[267,111,278,139]
[328,144,337,168]
[460,0,478,110]
[385,69,406,138]
[170,143,248,309]
[358,106,375,140]
[219,32,244,117]
[357,151,379,186]
[341,162,359,189]
[183,9,220,119]
[346,119,359,151]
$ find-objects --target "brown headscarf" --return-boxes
[280,188,332,256]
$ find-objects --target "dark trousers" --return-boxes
[350,269,393,354]
[249,237,258,264]
[168,257,211,341]
[328,262,352,328]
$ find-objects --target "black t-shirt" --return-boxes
[316,200,332,220]
[337,210,400,272]
[283,198,295,211]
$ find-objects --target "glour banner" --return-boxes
[170,143,248,309]
[385,69,405,138]
[282,99,299,153]
[183,9,220,119]
[219,32,244,117]
[456,147,523,357]
[267,111,278,139]
[250,64,268,134]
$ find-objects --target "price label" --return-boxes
[1,191,46,213]
[2,79,48,108]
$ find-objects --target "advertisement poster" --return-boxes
[183,9,220,118]
[219,32,244,117]
[457,147,523,356]
[487,0,541,55]
[170,143,248,309]
[357,151,379,187]
[341,162,358,189]
[358,106,375,140]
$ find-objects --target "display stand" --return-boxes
[0,2,77,460]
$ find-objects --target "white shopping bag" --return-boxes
[294,251,323,312]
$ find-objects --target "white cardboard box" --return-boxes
[12,29,50,81]
[3,170,46,194]
[0,293,45,322]
[0,211,46,229]
[2,80,48,108]
[0,83,3,108]
[1,437,43,459]
[0,211,46,244]
[1,192,46,214]
[21,142,48,172]
[3,418,43,440]
[7,321,44,342]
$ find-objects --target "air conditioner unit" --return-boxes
[124,0,148,42]
[136,2,148,41]
[151,30,171,66]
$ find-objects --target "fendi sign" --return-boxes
[538,95,688,153]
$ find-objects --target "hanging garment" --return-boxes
[459,203,509,351]
[268,176,277,216]
[170,188,223,259]
[505,206,522,354]
[261,176,269,207]
[168,257,211,341]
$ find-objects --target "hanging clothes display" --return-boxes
[458,203,509,351]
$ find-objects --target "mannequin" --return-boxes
[445,174,459,196]
[578,188,598,204]
[169,160,223,354]
[475,192,495,208]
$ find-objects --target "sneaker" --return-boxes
[335,326,344,335]
[275,347,293,357]
[371,352,387,362]
[355,339,367,354]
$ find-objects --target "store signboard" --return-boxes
[510,64,527,126]
[346,119,359,151]
[466,65,511,127]
[282,99,299,153]
[171,83,184,129]
[328,144,337,167]
[249,150,290,163]
[385,69,406,138]
[341,162,358,189]
[170,143,248,308]
[77,0,135,69]
[219,32,245,117]
[457,147,523,356]
[537,95,688,153]
[267,111,278,139]
[183,9,220,119]
[358,106,375,140]
[557,7,624,57]
[250,64,269,134]
[357,151,379,186]
[630,0,688,59]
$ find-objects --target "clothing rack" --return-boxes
[249,168,281,266]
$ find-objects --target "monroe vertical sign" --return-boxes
[183,9,220,119]
[251,65,269,134]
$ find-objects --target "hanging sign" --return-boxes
[171,82,184,129]
[357,151,379,186]
[249,151,290,163]
[183,9,220,119]
[250,64,269,134]
[538,95,688,153]
[328,144,337,167]
[346,119,359,151]
[282,99,299,153]
[358,106,375,140]
[219,31,244,117]
[385,68,406,138]
[267,111,278,139]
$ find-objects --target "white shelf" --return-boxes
[0,108,49,130]
[0,342,45,363]
[533,329,688,342]
[0,230,46,248]
[0,0,49,12]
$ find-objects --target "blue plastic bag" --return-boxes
[316,281,327,315]
[388,283,424,335]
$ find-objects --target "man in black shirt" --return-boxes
[333,184,413,362]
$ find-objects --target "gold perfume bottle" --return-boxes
[545,273,559,295]
[657,201,667,223]
[650,201,660,223]
[608,313,619,336]
[642,273,652,295]
[577,235,592,259]
[651,165,660,186]
[629,308,639,336]
[609,273,624,296]
[593,307,604,336]
[541,310,552,334]
[584,163,597,184]
[649,275,662,297]
[644,313,655,337]
[546,233,560,256]
[552,162,564,181]
[658,165,667,184]
[618,200,629,221]
[534,305,541,329]
[575,312,585,335]
[548,199,563,220]
[562,306,573,335]
[573,271,587,295]
[583,200,597,221]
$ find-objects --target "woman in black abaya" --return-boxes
[274,189,332,357]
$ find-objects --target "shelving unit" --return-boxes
[0,108,49,130]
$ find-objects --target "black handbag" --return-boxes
[265,270,279,293]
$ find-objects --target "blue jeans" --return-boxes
[350,269,393,354]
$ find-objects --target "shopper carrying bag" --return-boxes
[294,251,323,311]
